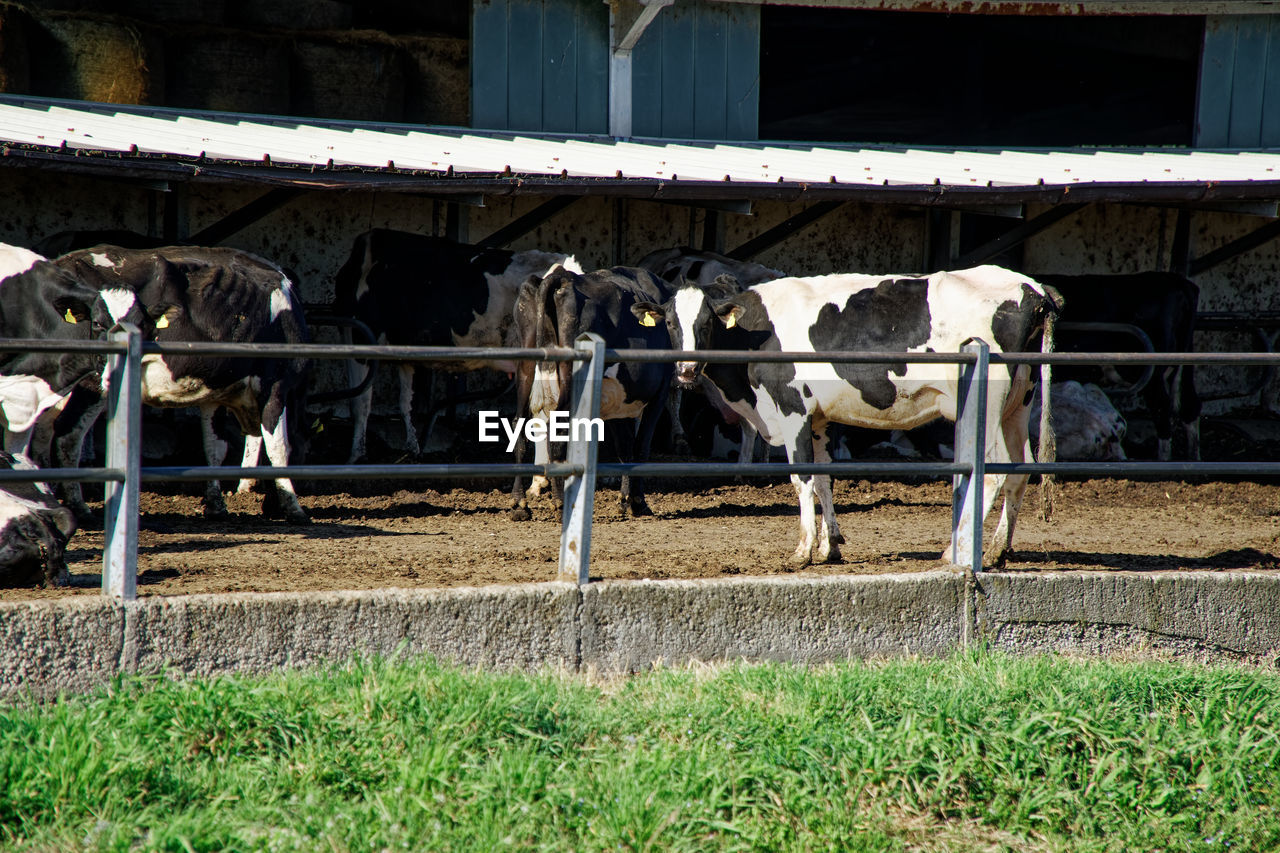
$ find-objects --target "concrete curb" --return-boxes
[2,569,1278,699]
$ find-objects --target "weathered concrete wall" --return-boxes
[4,570,1280,701]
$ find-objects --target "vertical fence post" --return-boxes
[951,339,989,575]
[102,323,142,600]
[558,333,604,584]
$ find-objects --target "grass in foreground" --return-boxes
[1,651,1279,852]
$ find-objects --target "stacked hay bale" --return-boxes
[0,0,471,126]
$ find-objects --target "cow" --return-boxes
[632,264,1060,567]
[50,244,312,524]
[1037,272,1200,462]
[635,248,785,461]
[1030,381,1127,462]
[0,452,77,588]
[0,243,121,458]
[333,229,583,463]
[509,265,672,520]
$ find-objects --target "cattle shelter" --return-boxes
[2,1,1280,620]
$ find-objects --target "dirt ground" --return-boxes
[3,415,1280,600]
[1,474,1276,601]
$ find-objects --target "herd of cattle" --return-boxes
[0,229,1204,587]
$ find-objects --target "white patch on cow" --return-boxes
[672,287,705,353]
[138,354,216,406]
[0,244,43,283]
[270,286,293,322]
[0,375,65,441]
[530,364,560,420]
[99,288,137,324]
[89,252,116,268]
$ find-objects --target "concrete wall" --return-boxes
[4,570,1279,700]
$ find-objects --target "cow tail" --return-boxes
[1038,290,1061,521]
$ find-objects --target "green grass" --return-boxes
[2,651,1279,852]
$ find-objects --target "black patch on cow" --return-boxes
[686,261,705,282]
[808,278,932,410]
[703,290,804,417]
[802,385,812,397]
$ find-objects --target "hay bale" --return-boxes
[28,14,163,104]
[0,5,32,93]
[290,36,405,122]
[166,31,290,114]
[121,0,225,25]
[402,35,468,126]
[230,0,351,31]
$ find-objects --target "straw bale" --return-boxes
[120,0,224,26]
[230,0,350,31]
[402,35,467,126]
[0,4,32,93]
[166,30,290,114]
[290,35,405,122]
[28,13,163,104]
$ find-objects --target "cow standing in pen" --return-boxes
[509,265,673,520]
[633,265,1060,567]
[333,229,583,463]
[50,244,313,524]
[635,247,785,461]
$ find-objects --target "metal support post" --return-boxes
[951,339,989,574]
[558,334,604,584]
[103,323,142,599]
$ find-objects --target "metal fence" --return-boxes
[6,325,1280,599]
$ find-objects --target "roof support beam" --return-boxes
[727,200,846,260]
[609,0,674,138]
[1190,216,1280,276]
[187,187,304,246]
[953,202,1087,269]
[475,195,581,248]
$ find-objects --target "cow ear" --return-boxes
[711,273,742,294]
[631,302,664,327]
[53,296,90,326]
[716,303,743,329]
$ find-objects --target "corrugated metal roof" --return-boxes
[4,96,1280,204]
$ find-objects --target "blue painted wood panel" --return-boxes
[1198,15,1280,147]
[632,0,760,140]
[471,0,608,134]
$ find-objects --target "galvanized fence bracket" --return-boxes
[558,333,604,584]
[103,323,142,600]
[951,338,989,575]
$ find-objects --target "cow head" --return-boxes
[632,276,746,388]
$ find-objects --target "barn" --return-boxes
[1,1,1280,682]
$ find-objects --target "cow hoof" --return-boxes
[790,546,813,567]
[822,544,842,563]
[509,502,531,522]
[285,509,311,525]
[627,501,654,518]
[202,503,229,520]
[673,437,692,456]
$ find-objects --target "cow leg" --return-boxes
[1178,364,1202,461]
[199,405,230,519]
[52,391,106,522]
[738,421,758,468]
[667,386,690,455]
[259,406,308,524]
[509,364,535,521]
[237,433,262,494]
[347,358,373,464]
[1147,366,1177,462]
[811,423,843,562]
[982,374,1036,568]
[783,414,818,566]
[397,363,420,457]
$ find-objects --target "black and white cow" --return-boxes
[1038,272,1200,462]
[333,229,583,463]
[51,244,312,523]
[0,244,118,457]
[0,452,77,588]
[633,265,1060,567]
[509,265,673,520]
[636,247,785,461]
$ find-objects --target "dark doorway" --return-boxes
[759,10,1203,147]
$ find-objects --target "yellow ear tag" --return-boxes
[724,311,737,329]
[63,308,77,324]
[155,315,169,329]
[639,312,656,327]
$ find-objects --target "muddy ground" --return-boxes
[3,415,1280,600]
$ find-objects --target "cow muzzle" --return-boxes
[675,361,702,387]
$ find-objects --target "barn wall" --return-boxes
[4,168,1279,414]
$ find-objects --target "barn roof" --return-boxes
[3,95,1280,207]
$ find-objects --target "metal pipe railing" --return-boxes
[4,329,1280,599]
